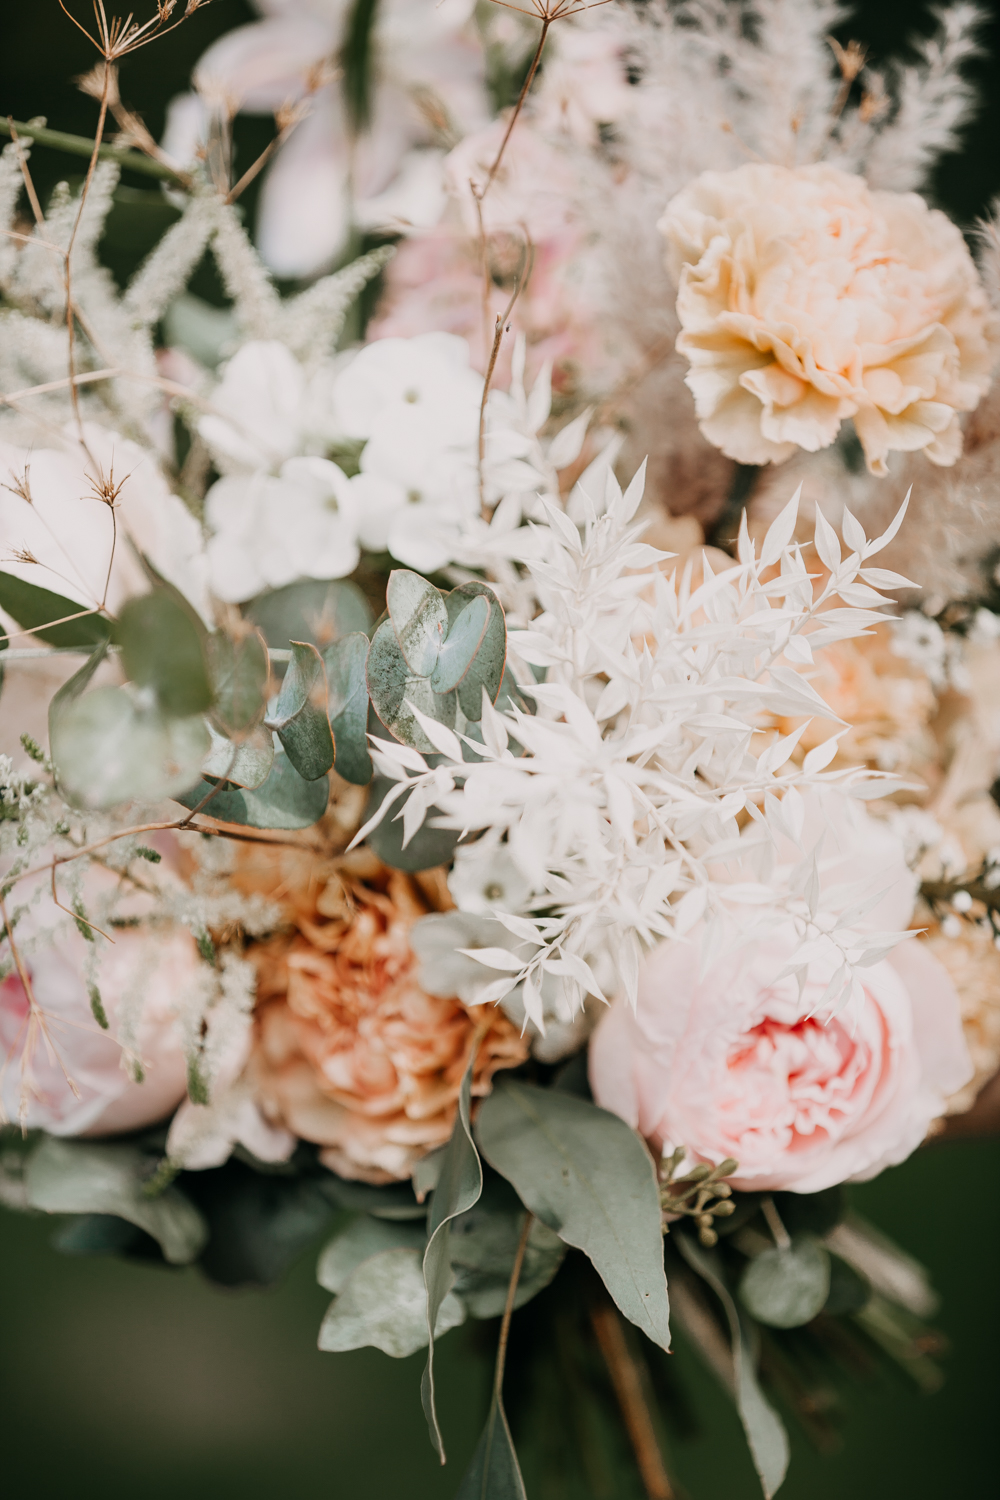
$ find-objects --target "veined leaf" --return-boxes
[117,590,212,718]
[207,629,269,737]
[0,571,110,649]
[317,1214,426,1293]
[25,1138,207,1266]
[173,751,328,829]
[475,1080,671,1351]
[50,684,208,808]
[367,617,457,752]
[421,1048,483,1461]
[319,1247,465,1359]
[266,640,334,780]
[450,1175,565,1318]
[201,722,274,789]
[387,569,447,676]
[323,632,372,785]
[431,594,490,694]
[677,1235,789,1500]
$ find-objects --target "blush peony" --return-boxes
[590,927,972,1194]
[660,163,995,475]
[247,856,528,1183]
[0,882,198,1135]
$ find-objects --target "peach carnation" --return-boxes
[921,922,1000,1118]
[247,854,528,1183]
[660,163,995,475]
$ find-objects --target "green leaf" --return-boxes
[367,616,458,752]
[0,571,110,648]
[207,629,269,737]
[266,640,334,780]
[116,590,212,717]
[319,1247,466,1358]
[191,1167,336,1289]
[421,1049,483,1460]
[50,684,208,808]
[387,569,448,676]
[456,1397,527,1500]
[450,1175,566,1318]
[24,1138,207,1266]
[677,1235,789,1500]
[446,582,507,721]
[738,1236,831,1328]
[365,775,460,872]
[339,0,380,133]
[324,632,372,784]
[201,721,274,789]
[245,578,372,652]
[431,593,490,694]
[173,750,329,829]
[317,1213,427,1292]
[475,1080,671,1352]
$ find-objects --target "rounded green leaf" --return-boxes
[386,569,447,676]
[364,776,460,871]
[366,617,457,752]
[50,685,208,808]
[117,590,212,717]
[267,640,334,780]
[739,1236,831,1328]
[207,629,269,737]
[318,1247,465,1359]
[430,594,490,694]
[173,750,329,829]
[245,578,372,651]
[445,581,507,720]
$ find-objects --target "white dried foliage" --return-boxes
[357,470,914,1031]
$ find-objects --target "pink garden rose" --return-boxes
[660,164,996,475]
[0,877,199,1136]
[590,927,972,1193]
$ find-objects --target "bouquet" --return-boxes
[2,3,1000,1495]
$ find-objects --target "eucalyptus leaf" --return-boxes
[367,617,457,751]
[422,1049,483,1460]
[245,577,372,652]
[450,1176,566,1318]
[266,640,334,780]
[173,750,328,829]
[318,1247,465,1358]
[475,1079,671,1351]
[317,1174,425,1221]
[207,629,269,737]
[0,571,110,648]
[456,1397,527,1500]
[677,1235,789,1500]
[431,593,490,694]
[365,776,460,872]
[51,684,208,808]
[317,1213,426,1293]
[387,569,447,676]
[116,590,212,717]
[739,1236,831,1328]
[323,632,372,784]
[445,581,507,720]
[24,1138,207,1266]
[201,722,274,789]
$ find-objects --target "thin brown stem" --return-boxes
[495,1210,533,1402]
[475,20,550,201]
[589,1298,675,1500]
[0,609,105,646]
[51,863,115,943]
[477,236,534,515]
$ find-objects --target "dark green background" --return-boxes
[2,3,999,1497]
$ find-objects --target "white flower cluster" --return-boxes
[359,474,917,1032]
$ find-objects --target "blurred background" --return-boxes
[2,4,999,1497]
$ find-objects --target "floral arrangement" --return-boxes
[2,3,1000,1496]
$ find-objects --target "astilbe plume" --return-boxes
[357,467,915,1032]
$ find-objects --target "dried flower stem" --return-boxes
[478,237,534,514]
[496,1209,533,1401]
[475,19,551,202]
[588,1297,675,1500]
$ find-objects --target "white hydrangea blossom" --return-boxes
[357,472,917,1031]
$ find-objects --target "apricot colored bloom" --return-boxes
[247,855,528,1183]
[660,164,995,475]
